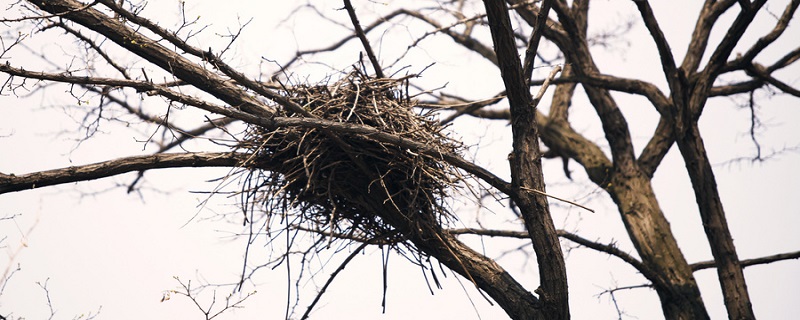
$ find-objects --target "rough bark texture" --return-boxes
[483,1,569,319]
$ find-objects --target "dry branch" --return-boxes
[0,152,250,194]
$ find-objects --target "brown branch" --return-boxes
[0,63,515,199]
[745,63,800,97]
[276,9,408,75]
[49,21,130,79]
[521,0,553,81]
[547,63,575,123]
[691,250,800,272]
[0,152,250,194]
[768,46,800,72]
[483,0,568,318]
[550,1,639,169]
[506,0,568,47]
[157,117,236,153]
[93,0,311,117]
[29,0,274,117]
[434,93,506,125]
[710,80,763,96]
[341,0,384,78]
[730,0,800,70]
[399,9,499,66]
[448,228,662,288]
[633,0,679,94]
[0,0,99,22]
[699,0,766,80]
[681,0,737,73]
[637,117,675,178]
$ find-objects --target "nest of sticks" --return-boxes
[238,69,463,246]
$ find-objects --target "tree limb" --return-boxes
[0,152,251,194]
[691,250,800,271]
[341,0,384,78]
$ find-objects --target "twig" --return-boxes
[300,242,368,320]
[520,186,593,213]
[531,65,563,108]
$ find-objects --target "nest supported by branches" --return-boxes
[238,69,464,246]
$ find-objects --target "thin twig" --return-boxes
[300,242,368,320]
[531,65,563,108]
[520,186,593,213]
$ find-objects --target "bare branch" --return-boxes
[29,0,273,117]
[633,0,679,92]
[0,152,250,194]
[691,250,800,271]
[730,0,800,69]
[521,0,553,81]
[448,228,662,287]
[300,242,369,320]
[341,0,384,78]
[700,0,767,80]
[745,62,800,97]
[482,1,568,317]
[681,0,737,73]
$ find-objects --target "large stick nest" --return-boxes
[238,69,464,245]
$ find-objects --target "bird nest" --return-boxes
[237,69,463,246]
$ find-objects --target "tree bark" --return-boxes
[483,1,569,319]
[674,122,755,320]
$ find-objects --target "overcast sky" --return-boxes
[1,1,799,319]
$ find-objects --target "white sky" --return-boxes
[1,1,799,319]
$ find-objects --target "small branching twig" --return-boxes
[37,278,57,320]
[169,277,257,320]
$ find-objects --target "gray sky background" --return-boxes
[1,1,799,319]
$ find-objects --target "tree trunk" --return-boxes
[483,1,570,319]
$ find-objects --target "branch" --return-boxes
[521,0,553,81]
[482,0,568,318]
[29,0,273,117]
[94,0,312,117]
[549,1,639,169]
[277,9,408,74]
[300,242,369,320]
[700,0,766,79]
[637,117,675,178]
[448,228,662,287]
[691,250,800,271]
[681,0,737,72]
[506,0,569,48]
[745,62,800,97]
[398,9,499,65]
[434,93,506,125]
[0,63,516,199]
[0,152,250,194]
[633,0,679,93]
[729,0,800,70]
[341,0,384,78]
